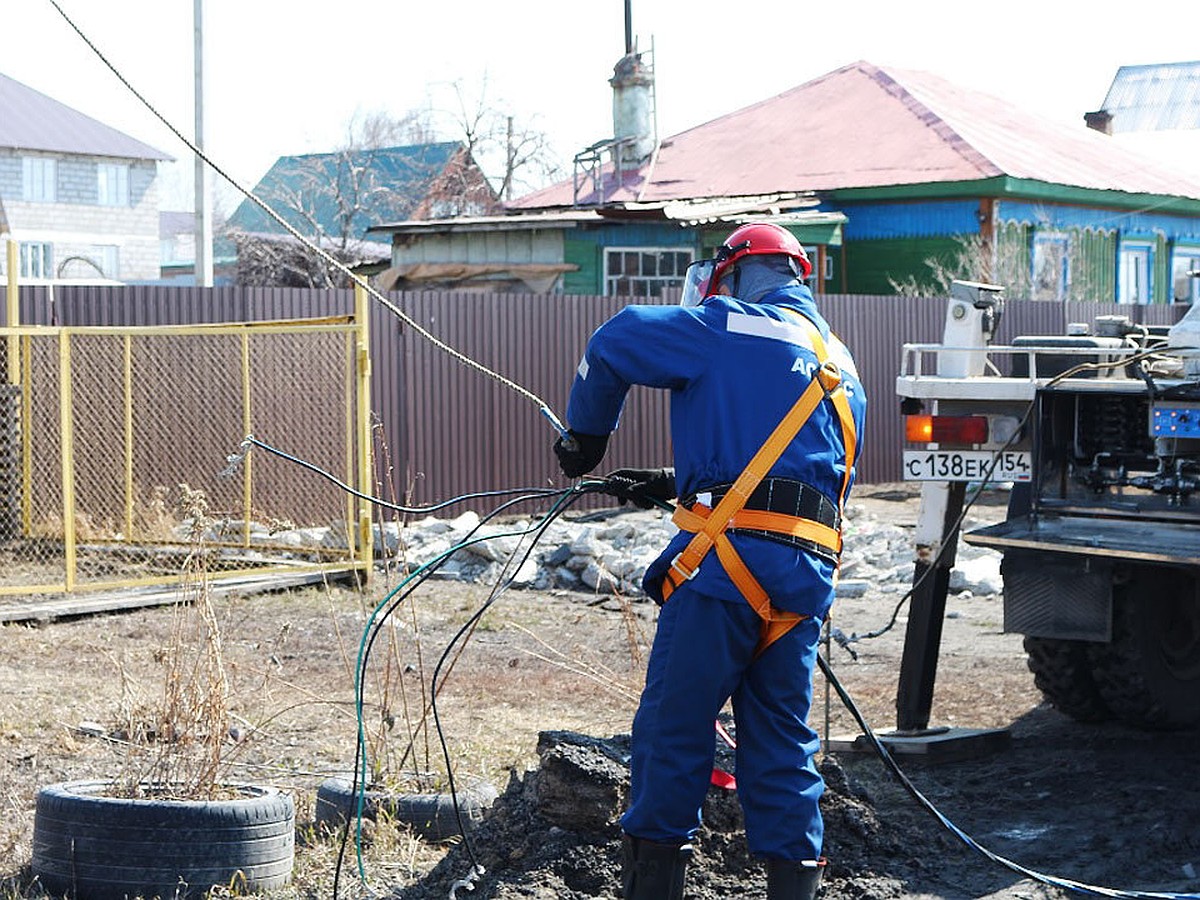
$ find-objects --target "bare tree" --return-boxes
[228,80,560,287]
[229,114,495,287]
[436,75,565,201]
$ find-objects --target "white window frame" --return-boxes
[1031,233,1070,302]
[22,157,57,202]
[1171,246,1200,304]
[1119,241,1154,305]
[97,163,130,207]
[19,242,53,279]
[604,247,695,298]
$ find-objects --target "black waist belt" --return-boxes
[680,477,840,559]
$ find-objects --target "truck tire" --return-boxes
[1087,567,1200,730]
[1023,636,1112,723]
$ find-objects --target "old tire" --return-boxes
[1087,567,1200,730]
[1023,635,1112,723]
[31,781,294,900]
[315,775,497,842]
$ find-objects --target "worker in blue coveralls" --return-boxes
[553,222,866,900]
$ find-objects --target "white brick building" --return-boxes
[0,72,171,283]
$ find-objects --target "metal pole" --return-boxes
[896,480,965,732]
[354,284,374,583]
[193,0,214,287]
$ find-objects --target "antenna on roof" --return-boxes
[625,0,633,55]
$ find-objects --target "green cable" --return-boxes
[349,483,601,883]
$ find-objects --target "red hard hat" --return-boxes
[711,222,812,284]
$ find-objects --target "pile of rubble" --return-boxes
[375,496,1004,601]
[210,492,1004,601]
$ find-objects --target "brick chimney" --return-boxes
[1084,109,1114,135]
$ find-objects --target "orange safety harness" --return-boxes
[661,316,860,656]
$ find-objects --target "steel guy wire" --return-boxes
[46,0,572,440]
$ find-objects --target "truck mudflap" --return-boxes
[964,515,1200,567]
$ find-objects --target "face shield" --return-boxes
[680,258,717,307]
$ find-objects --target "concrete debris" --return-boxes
[201,496,1005,602]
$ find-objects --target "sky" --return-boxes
[4,0,1200,214]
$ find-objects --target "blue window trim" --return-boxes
[1118,239,1156,304]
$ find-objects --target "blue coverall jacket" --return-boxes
[565,284,867,860]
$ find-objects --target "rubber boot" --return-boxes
[766,858,826,900]
[621,834,692,900]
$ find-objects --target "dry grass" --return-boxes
[0,554,651,899]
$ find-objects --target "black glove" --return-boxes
[604,467,676,509]
[553,430,609,478]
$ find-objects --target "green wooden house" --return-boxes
[370,61,1200,303]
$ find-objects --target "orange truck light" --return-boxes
[905,414,989,445]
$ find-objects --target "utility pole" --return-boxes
[193,0,214,287]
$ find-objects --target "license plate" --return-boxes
[902,450,1032,482]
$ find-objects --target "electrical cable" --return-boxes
[332,479,611,897]
[225,434,564,513]
[257,430,1200,900]
[44,0,573,444]
[218,429,601,894]
[423,486,602,876]
[835,345,1167,651]
[817,652,1200,900]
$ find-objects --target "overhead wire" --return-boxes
[44,0,572,440]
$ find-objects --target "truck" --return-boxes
[893,280,1200,732]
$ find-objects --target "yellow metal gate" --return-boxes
[0,290,373,600]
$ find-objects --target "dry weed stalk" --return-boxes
[112,484,239,799]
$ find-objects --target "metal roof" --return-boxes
[369,208,600,234]
[228,142,466,242]
[512,60,1200,209]
[369,196,842,234]
[1096,61,1200,132]
[0,71,171,161]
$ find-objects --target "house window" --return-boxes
[22,157,57,202]
[1119,242,1154,304]
[1172,247,1200,304]
[97,163,130,207]
[1031,233,1069,301]
[19,242,53,279]
[605,247,693,298]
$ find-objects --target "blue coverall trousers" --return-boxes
[619,584,825,861]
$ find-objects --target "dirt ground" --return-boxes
[2,484,1199,900]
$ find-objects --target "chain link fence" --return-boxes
[0,315,371,600]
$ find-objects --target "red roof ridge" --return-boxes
[867,63,1003,179]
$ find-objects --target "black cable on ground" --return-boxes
[817,653,1200,900]
[424,485,605,883]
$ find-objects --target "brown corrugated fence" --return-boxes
[14,285,1190,507]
